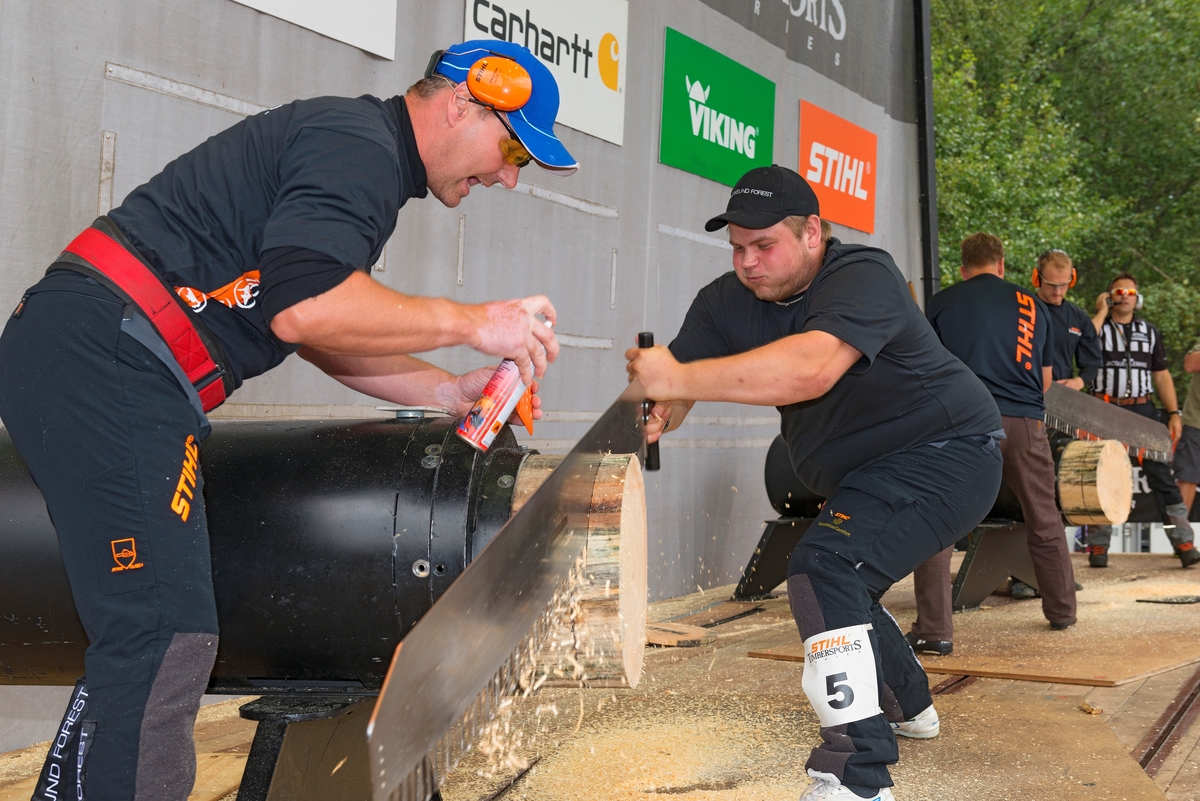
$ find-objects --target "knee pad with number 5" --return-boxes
[801,623,882,727]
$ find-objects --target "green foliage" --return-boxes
[932,0,1200,383]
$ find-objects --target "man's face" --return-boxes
[728,220,823,302]
[1037,265,1073,306]
[426,97,522,208]
[1109,278,1139,315]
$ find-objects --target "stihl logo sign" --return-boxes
[800,100,877,234]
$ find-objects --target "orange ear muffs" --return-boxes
[466,56,532,112]
[1031,266,1077,288]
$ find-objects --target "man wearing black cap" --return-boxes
[626,165,1003,801]
[0,39,572,801]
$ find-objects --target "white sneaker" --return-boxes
[798,770,895,801]
[889,704,940,739]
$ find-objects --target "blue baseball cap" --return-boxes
[429,40,578,175]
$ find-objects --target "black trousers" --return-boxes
[0,272,219,801]
[787,436,1003,792]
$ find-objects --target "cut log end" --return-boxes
[1058,439,1133,525]
[512,451,647,690]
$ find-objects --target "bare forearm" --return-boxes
[1154,370,1179,411]
[298,348,459,408]
[274,274,476,355]
[676,333,860,406]
[1185,352,1200,373]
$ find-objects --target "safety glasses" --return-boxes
[442,76,534,169]
[1111,287,1139,298]
[493,111,533,168]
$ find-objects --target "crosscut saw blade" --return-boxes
[366,380,648,801]
[1044,383,1173,462]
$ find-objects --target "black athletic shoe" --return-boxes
[1088,546,1108,568]
[1177,543,1200,568]
[905,632,952,656]
[1050,617,1076,631]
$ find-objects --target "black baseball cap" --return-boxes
[704,165,820,232]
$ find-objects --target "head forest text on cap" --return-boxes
[430,39,578,175]
[705,165,820,232]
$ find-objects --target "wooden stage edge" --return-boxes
[746,646,1200,688]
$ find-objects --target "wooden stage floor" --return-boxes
[1,552,1196,800]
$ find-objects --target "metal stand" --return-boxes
[236,696,371,801]
[734,518,813,600]
[951,522,1040,611]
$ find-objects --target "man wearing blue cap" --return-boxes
[627,165,1003,801]
[0,40,573,801]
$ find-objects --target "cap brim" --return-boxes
[507,110,578,176]
[703,209,789,232]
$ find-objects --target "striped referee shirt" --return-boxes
[1092,316,1167,398]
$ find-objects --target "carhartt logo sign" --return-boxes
[799,100,877,233]
[466,0,628,146]
[660,28,775,186]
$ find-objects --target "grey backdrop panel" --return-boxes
[0,0,921,609]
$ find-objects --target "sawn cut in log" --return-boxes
[366,380,651,801]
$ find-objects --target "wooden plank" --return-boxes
[747,642,804,662]
[673,601,762,628]
[646,621,715,647]
[922,657,1200,687]
[748,642,1200,687]
[189,752,248,801]
[0,776,35,801]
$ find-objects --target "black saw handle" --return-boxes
[638,331,661,471]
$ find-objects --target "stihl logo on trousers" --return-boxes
[171,434,199,522]
[110,538,143,572]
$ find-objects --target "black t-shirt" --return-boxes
[1043,299,1102,384]
[669,239,1000,497]
[926,274,1052,420]
[108,95,427,388]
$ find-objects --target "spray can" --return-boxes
[456,359,535,452]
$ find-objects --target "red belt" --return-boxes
[62,228,227,412]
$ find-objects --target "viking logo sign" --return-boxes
[659,28,775,186]
[110,538,144,572]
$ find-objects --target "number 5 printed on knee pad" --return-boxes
[801,623,881,727]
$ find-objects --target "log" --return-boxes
[511,453,647,689]
[986,434,1133,524]
[1057,439,1133,525]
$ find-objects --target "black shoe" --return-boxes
[1050,617,1076,631]
[1177,544,1200,568]
[905,632,953,655]
[1088,546,1108,568]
